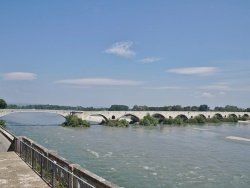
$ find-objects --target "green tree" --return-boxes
[183,106,191,111]
[172,105,182,111]
[0,99,7,109]
[109,105,129,111]
[224,105,239,112]
[191,106,199,111]
[214,106,225,111]
[199,104,210,111]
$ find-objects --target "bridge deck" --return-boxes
[0,132,49,188]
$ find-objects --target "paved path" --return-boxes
[0,132,49,188]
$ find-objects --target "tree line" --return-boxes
[1,99,250,112]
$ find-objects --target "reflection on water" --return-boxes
[1,112,250,188]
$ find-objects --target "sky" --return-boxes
[0,0,250,108]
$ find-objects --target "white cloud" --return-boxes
[167,67,218,76]
[201,85,231,91]
[2,72,37,80]
[144,86,185,90]
[201,92,214,98]
[219,92,226,95]
[137,57,161,63]
[105,41,135,57]
[55,78,144,86]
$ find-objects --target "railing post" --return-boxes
[51,161,55,188]
[20,140,22,158]
[40,153,43,178]
[32,149,34,169]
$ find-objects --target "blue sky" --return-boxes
[1,0,250,108]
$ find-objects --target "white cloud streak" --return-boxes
[137,57,161,63]
[167,67,218,76]
[201,92,214,98]
[144,86,185,90]
[201,85,232,91]
[55,78,144,86]
[105,41,135,57]
[219,92,226,95]
[2,72,37,80]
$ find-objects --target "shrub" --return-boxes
[139,113,158,126]
[0,120,6,128]
[104,119,129,127]
[173,116,184,125]
[162,117,174,125]
[188,118,198,124]
[62,115,90,127]
[206,117,221,123]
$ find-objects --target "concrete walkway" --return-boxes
[0,131,49,188]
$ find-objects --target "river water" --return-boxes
[1,112,250,188]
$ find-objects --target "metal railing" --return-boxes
[17,140,95,188]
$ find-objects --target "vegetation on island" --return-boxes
[0,120,6,128]
[62,115,90,127]
[138,113,248,126]
[104,119,129,127]
[162,115,246,126]
[139,113,158,126]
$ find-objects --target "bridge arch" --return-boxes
[88,114,109,123]
[213,113,223,120]
[152,113,165,123]
[177,114,188,122]
[119,114,140,124]
[243,114,249,118]
[229,114,237,118]
[196,114,206,119]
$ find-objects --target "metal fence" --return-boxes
[17,140,95,188]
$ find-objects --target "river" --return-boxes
[1,112,250,188]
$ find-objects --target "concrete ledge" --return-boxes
[0,128,14,142]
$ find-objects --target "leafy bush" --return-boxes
[104,119,129,127]
[222,117,238,122]
[62,115,90,127]
[173,116,184,125]
[206,117,221,123]
[162,117,174,124]
[0,120,6,128]
[139,113,158,126]
[188,118,198,124]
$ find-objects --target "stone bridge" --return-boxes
[72,111,250,122]
[0,109,72,118]
[0,109,250,122]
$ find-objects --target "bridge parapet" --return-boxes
[71,111,250,121]
[0,109,72,117]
